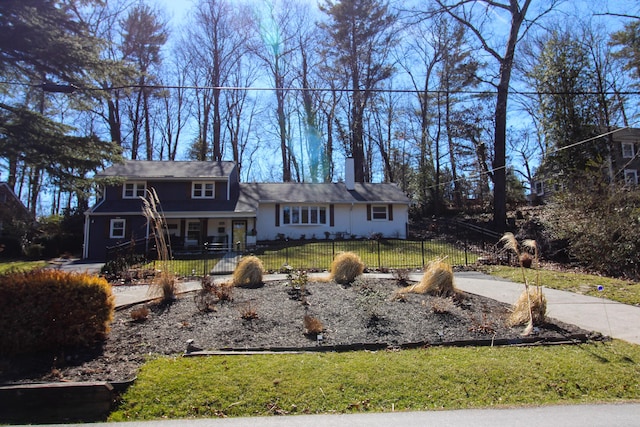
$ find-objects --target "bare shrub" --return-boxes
[330,252,365,284]
[303,315,324,336]
[232,256,264,288]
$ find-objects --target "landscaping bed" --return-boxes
[0,277,596,385]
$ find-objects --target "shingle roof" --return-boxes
[97,160,236,179]
[237,182,410,212]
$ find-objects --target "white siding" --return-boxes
[255,202,407,240]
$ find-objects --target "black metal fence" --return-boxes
[108,220,503,276]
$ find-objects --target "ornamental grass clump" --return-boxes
[397,259,457,297]
[508,287,547,328]
[232,256,264,288]
[141,188,178,303]
[500,232,546,335]
[330,251,365,284]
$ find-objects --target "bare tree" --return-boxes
[183,0,250,161]
[433,0,559,230]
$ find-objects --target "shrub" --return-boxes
[330,252,365,284]
[397,260,457,297]
[508,287,547,328]
[0,269,114,356]
[232,256,264,288]
[544,175,640,279]
[239,303,258,320]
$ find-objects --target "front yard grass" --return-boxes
[0,260,47,274]
[480,265,640,306]
[110,340,640,421]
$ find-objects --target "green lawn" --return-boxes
[110,340,640,421]
[0,260,47,274]
[146,240,477,276]
[252,240,477,271]
[480,265,640,306]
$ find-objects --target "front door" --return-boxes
[185,220,201,248]
[232,220,247,252]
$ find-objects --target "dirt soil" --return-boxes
[0,277,595,385]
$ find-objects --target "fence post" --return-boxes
[421,240,425,267]
[464,237,469,266]
[377,239,381,270]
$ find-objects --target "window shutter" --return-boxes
[366,204,371,221]
[388,204,393,221]
[275,204,280,227]
[329,204,335,226]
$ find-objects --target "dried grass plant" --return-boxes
[232,256,264,288]
[500,233,546,335]
[303,315,324,336]
[397,259,457,297]
[330,252,365,284]
[508,287,547,328]
[141,188,177,302]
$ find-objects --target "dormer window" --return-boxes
[123,182,146,199]
[192,182,215,199]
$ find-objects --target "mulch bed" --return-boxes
[0,277,598,385]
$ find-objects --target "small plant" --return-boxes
[392,269,410,287]
[232,256,264,288]
[330,251,365,285]
[286,267,310,303]
[240,303,259,320]
[431,297,457,315]
[130,306,150,322]
[303,315,324,336]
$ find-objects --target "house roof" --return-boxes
[97,160,236,180]
[237,182,410,212]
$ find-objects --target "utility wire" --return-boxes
[1,80,640,96]
[424,127,632,191]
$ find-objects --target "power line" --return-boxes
[2,80,640,96]
[425,127,632,191]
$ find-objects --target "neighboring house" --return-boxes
[83,159,410,260]
[0,182,34,256]
[531,127,640,202]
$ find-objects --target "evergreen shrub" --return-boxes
[0,269,114,356]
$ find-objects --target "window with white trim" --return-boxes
[110,219,126,239]
[622,142,635,159]
[283,205,327,225]
[123,182,146,199]
[192,182,215,198]
[371,205,388,221]
[624,169,638,186]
